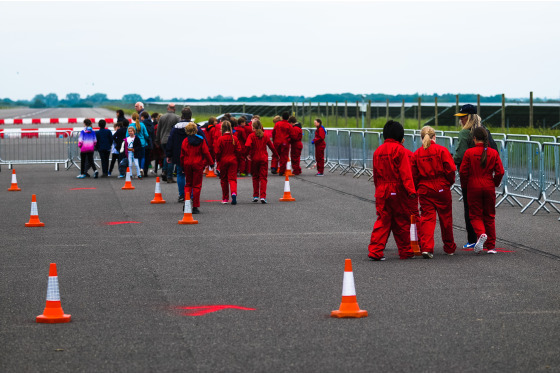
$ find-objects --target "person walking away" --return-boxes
[215,121,241,204]
[412,126,457,258]
[289,116,303,175]
[245,119,279,204]
[312,118,326,176]
[95,119,113,177]
[125,126,142,178]
[368,120,417,261]
[180,122,214,214]
[141,111,155,177]
[108,122,122,177]
[459,127,504,254]
[453,104,498,249]
[234,117,248,176]
[150,113,163,175]
[271,112,292,176]
[77,119,98,179]
[269,116,281,173]
[166,107,192,202]
[113,121,128,178]
[243,116,255,175]
[156,103,180,182]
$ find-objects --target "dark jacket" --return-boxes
[142,118,155,149]
[166,121,189,165]
[454,125,498,167]
[95,128,113,152]
[113,127,128,154]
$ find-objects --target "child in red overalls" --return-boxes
[312,118,326,176]
[245,120,279,204]
[368,120,417,261]
[412,126,457,258]
[234,117,248,176]
[289,116,303,175]
[459,127,504,254]
[215,121,242,205]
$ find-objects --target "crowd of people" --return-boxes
[76,102,505,259]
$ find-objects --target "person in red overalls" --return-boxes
[234,117,248,176]
[242,116,255,176]
[271,112,292,175]
[245,119,279,204]
[312,118,326,176]
[411,126,457,258]
[270,116,281,174]
[215,121,242,205]
[180,123,214,214]
[289,116,303,175]
[368,120,416,261]
[459,126,504,254]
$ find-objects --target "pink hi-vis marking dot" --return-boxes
[173,305,256,316]
[70,187,97,190]
[105,221,141,225]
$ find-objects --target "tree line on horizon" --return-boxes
[1,92,557,108]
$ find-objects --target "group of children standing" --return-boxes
[368,105,504,261]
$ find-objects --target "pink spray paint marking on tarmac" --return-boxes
[105,221,142,225]
[173,305,256,316]
[70,187,97,190]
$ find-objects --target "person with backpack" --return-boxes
[453,104,498,249]
[459,127,505,254]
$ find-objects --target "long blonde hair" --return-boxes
[131,112,141,133]
[253,120,264,138]
[462,114,482,131]
[420,126,436,149]
[221,120,236,145]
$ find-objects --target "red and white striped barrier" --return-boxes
[0,127,115,139]
[0,117,132,125]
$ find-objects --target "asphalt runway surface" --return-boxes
[1,160,559,372]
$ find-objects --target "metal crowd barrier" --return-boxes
[0,130,72,170]
[535,142,560,220]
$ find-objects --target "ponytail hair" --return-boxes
[221,120,236,145]
[253,120,264,138]
[420,126,436,149]
[472,126,488,168]
[132,112,141,133]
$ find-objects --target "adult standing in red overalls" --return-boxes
[312,118,326,176]
[368,120,416,261]
[459,127,504,254]
[412,126,457,258]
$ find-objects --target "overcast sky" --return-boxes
[1,0,559,101]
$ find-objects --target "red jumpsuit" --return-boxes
[180,137,214,208]
[369,139,417,259]
[215,132,242,201]
[271,120,292,174]
[234,125,247,174]
[312,126,326,174]
[459,144,504,250]
[245,133,278,199]
[412,140,457,254]
[243,124,254,175]
[290,125,303,175]
[205,124,219,163]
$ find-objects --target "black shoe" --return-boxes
[271,167,277,174]
[178,196,185,203]
[368,256,386,261]
[279,172,284,176]
[231,194,237,205]
[167,178,176,183]
[85,173,91,178]
[94,170,99,179]
[162,175,167,182]
[192,207,200,214]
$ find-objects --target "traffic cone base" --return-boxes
[151,177,166,204]
[25,194,45,227]
[279,174,296,202]
[411,215,422,256]
[206,167,218,178]
[36,264,71,324]
[8,169,21,191]
[331,259,367,318]
[178,200,198,224]
[122,167,135,190]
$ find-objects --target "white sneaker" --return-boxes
[487,249,497,254]
[474,234,487,254]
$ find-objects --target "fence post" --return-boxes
[455,95,459,128]
[335,101,339,127]
[243,103,246,113]
[292,102,294,116]
[530,91,534,129]
[477,94,481,117]
[401,99,405,126]
[366,100,371,127]
[345,100,348,127]
[386,98,390,122]
[501,94,505,130]
[325,101,329,127]
[435,96,438,127]
[417,97,422,129]
[356,101,359,128]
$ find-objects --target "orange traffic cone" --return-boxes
[206,166,218,178]
[36,263,71,323]
[25,194,45,227]
[410,215,422,256]
[331,259,368,318]
[178,199,198,225]
[279,174,296,202]
[150,177,166,204]
[8,169,21,191]
[285,158,293,177]
[122,167,135,190]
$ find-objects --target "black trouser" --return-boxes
[462,187,478,244]
[98,150,110,176]
[143,148,152,175]
[80,152,97,175]
[109,153,119,174]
